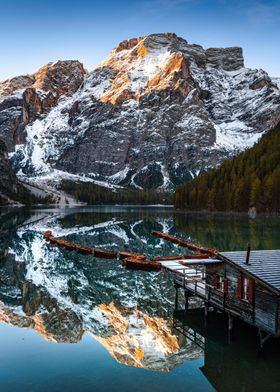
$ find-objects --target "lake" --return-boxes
[0,206,280,392]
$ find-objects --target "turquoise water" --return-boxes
[0,206,280,392]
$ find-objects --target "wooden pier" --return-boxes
[159,258,220,299]
[158,247,280,350]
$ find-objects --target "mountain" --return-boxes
[174,122,280,213]
[1,33,280,200]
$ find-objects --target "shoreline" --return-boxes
[173,208,280,218]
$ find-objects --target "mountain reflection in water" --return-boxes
[0,206,280,391]
[0,206,203,372]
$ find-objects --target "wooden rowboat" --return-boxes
[151,253,210,261]
[62,241,76,251]
[94,248,118,258]
[43,230,52,240]
[119,251,146,260]
[123,257,161,270]
[54,238,69,247]
[76,245,94,255]
[151,231,218,256]
[46,235,76,251]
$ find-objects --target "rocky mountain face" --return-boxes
[1,33,280,195]
[0,60,86,151]
[0,61,86,203]
[0,139,30,204]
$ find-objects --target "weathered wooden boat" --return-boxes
[152,253,210,261]
[76,245,94,255]
[93,248,118,258]
[46,235,76,251]
[49,236,58,244]
[122,257,161,270]
[62,241,77,251]
[119,251,146,260]
[43,230,53,240]
[151,230,218,256]
[54,238,68,248]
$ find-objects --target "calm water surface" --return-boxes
[0,206,280,392]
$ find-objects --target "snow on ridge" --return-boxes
[272,77,280,90]
[80,72,111,100]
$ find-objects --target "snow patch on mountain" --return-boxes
[129,48,172,92]
[214,121,263,150]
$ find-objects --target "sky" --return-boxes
[0,0,279,80]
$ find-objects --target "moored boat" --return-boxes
[151,230,218,256]
[122,257,161,270]
[119,251,146,260]
[94,248,118,258]
[43,230,53,240]
[76,245,94,255]
[62,241,77,251]
[151,253,210,261]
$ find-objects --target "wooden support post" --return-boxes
[258,329,271,352]
[204,303,209,318]
[228,313,233,344]
[204,302,208,328]
[228,314,233,332]
[175,285,179,311]
[184,291,189,311]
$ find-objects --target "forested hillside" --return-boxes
[174,122,280,213]
[60,180,172,205]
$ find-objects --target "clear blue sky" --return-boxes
[1,0,279,80]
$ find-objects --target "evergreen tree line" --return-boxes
[60,180,173,205]
[0,182,53,206]
[175,122,280,213]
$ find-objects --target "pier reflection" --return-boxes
[173,308,280,392]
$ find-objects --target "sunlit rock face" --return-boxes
[0,209,203,370]
[0,32,279,193]
[0,61,86,151]
[98,34,194,103]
